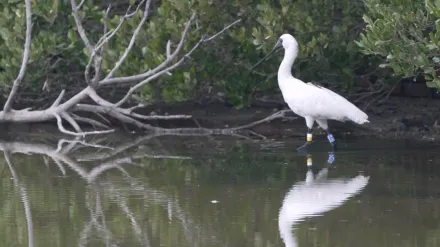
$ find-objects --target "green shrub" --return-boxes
[130,0,370,107]
[356,0,440,88]
[0,0,370,108]
[0,0,103,101]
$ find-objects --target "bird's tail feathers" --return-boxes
[347,106,369,125]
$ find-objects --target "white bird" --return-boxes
[278,154,369,247]
[253,34,369,151]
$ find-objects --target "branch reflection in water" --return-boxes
[278,153,370,247]
[0,133,229,247]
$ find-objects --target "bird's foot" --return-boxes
[297,141,312,153]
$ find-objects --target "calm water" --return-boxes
[1,133,440,247]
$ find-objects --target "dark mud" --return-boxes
[141,95,440,142]
[2,95,440,142]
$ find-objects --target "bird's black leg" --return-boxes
[325,129,337,151]
[297,127,313,152]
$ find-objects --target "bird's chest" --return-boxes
[280,92,303,111]
[285,100,307,117]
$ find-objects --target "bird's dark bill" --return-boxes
[251,39,283,70]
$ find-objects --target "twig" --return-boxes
[378,80,400,104]
[363,89,389,110]
[113,18,241,106]
[3,0,32,112]
[73,103,162,131]
[53,113,115,136]
[100,5,111,58]
[95,0,145,49]
[247,130,267,139]
[61,112,83,133]
[50,89,65,108]
[85,89,193,120]
[227,109,292,131]
[202,19,242,42]
[83,0,147,86]
[71,113,110,129]
[166,40,172,59]
[71,0,93,53]
[105,0,151,79]
[99,13,198,86]
[77,0,85,10]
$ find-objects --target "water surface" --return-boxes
[1,134,440,247]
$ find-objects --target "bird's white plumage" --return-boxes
[276,34,369,128]
[278,167,369,247]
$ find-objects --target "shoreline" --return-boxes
[1,95,440,142]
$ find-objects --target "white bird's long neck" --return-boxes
[278,46,298,81]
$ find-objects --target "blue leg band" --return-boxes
[328,153,335,164]
[327,133,335,143]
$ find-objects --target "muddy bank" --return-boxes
[2,95,440,142]
[137,95,440,141]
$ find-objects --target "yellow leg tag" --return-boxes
[307,133,312,142]
[307,157,312,166]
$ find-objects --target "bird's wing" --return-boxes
[285,82,368,123]
[306,82,350,104]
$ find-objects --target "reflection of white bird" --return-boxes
[278,156,369,247]
[253,34,369,151]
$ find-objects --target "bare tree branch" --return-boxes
[94,0,146,51]
[0,2,253,137]
[54,113,115,136]
[113,18,242,106]
[73,103,162,131]
[77,0,85,10]
[61,112,83,133]
[3,0,32,112]
[81,0,147,87]
[85,88,192,120]
[50,89,66,108]
[228,110,294,131]
[71,0,94,53]
[99,12,198,86]
[105,0,151,79]
[101,4,112,57]
[166,40,172,59]
[71,113,110,129]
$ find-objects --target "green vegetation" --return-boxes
[0,0,439,109]
[356,0,440,88]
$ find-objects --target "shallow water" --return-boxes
[1,133,440,247]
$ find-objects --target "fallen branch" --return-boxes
[71,113,111,129]
[53,113,115,137]
[0,0,293,138]
[227,110,294,131]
